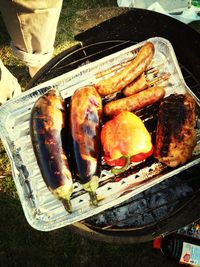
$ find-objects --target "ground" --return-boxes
[1,1,198,266]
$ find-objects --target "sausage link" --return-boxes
[104,86,165,117]
[123,73,148,96]
[95,42,155,96]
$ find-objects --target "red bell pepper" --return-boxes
[101,111,153,174]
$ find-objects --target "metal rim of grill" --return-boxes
[27,39,200,240]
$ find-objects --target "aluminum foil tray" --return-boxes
[0,37,200,231]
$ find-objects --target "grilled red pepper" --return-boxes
[101,111,153,174]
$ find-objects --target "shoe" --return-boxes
[0,60,21,104]
[28,56,52,78]
[29,65,43,78]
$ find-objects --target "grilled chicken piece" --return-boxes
[154,93,197,167]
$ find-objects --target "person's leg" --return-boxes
[0,0,63,77]
[0,59,21,104]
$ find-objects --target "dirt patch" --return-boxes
[73,7,129,35]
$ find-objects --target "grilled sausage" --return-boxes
[95,41,155,96]
[30,89,73,213]
[123,73,170,97]
[70,86,102,205]
[104,86,165,117]
[123,73,148,96]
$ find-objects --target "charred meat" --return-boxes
[154,93,197,167]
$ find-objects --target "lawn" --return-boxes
[0,1,180,266]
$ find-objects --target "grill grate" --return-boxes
[26,40,200,232]
[28,41,135,88]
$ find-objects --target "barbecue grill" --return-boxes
[8,8,200,243]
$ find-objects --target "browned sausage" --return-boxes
[95,42,155,97]
[123,73,170,97]
[123,73,148,96]
[104,86,165,117]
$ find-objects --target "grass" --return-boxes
[0,1,179,266]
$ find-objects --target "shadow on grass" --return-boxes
[0,191,178,267]
[7,64,30,90]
